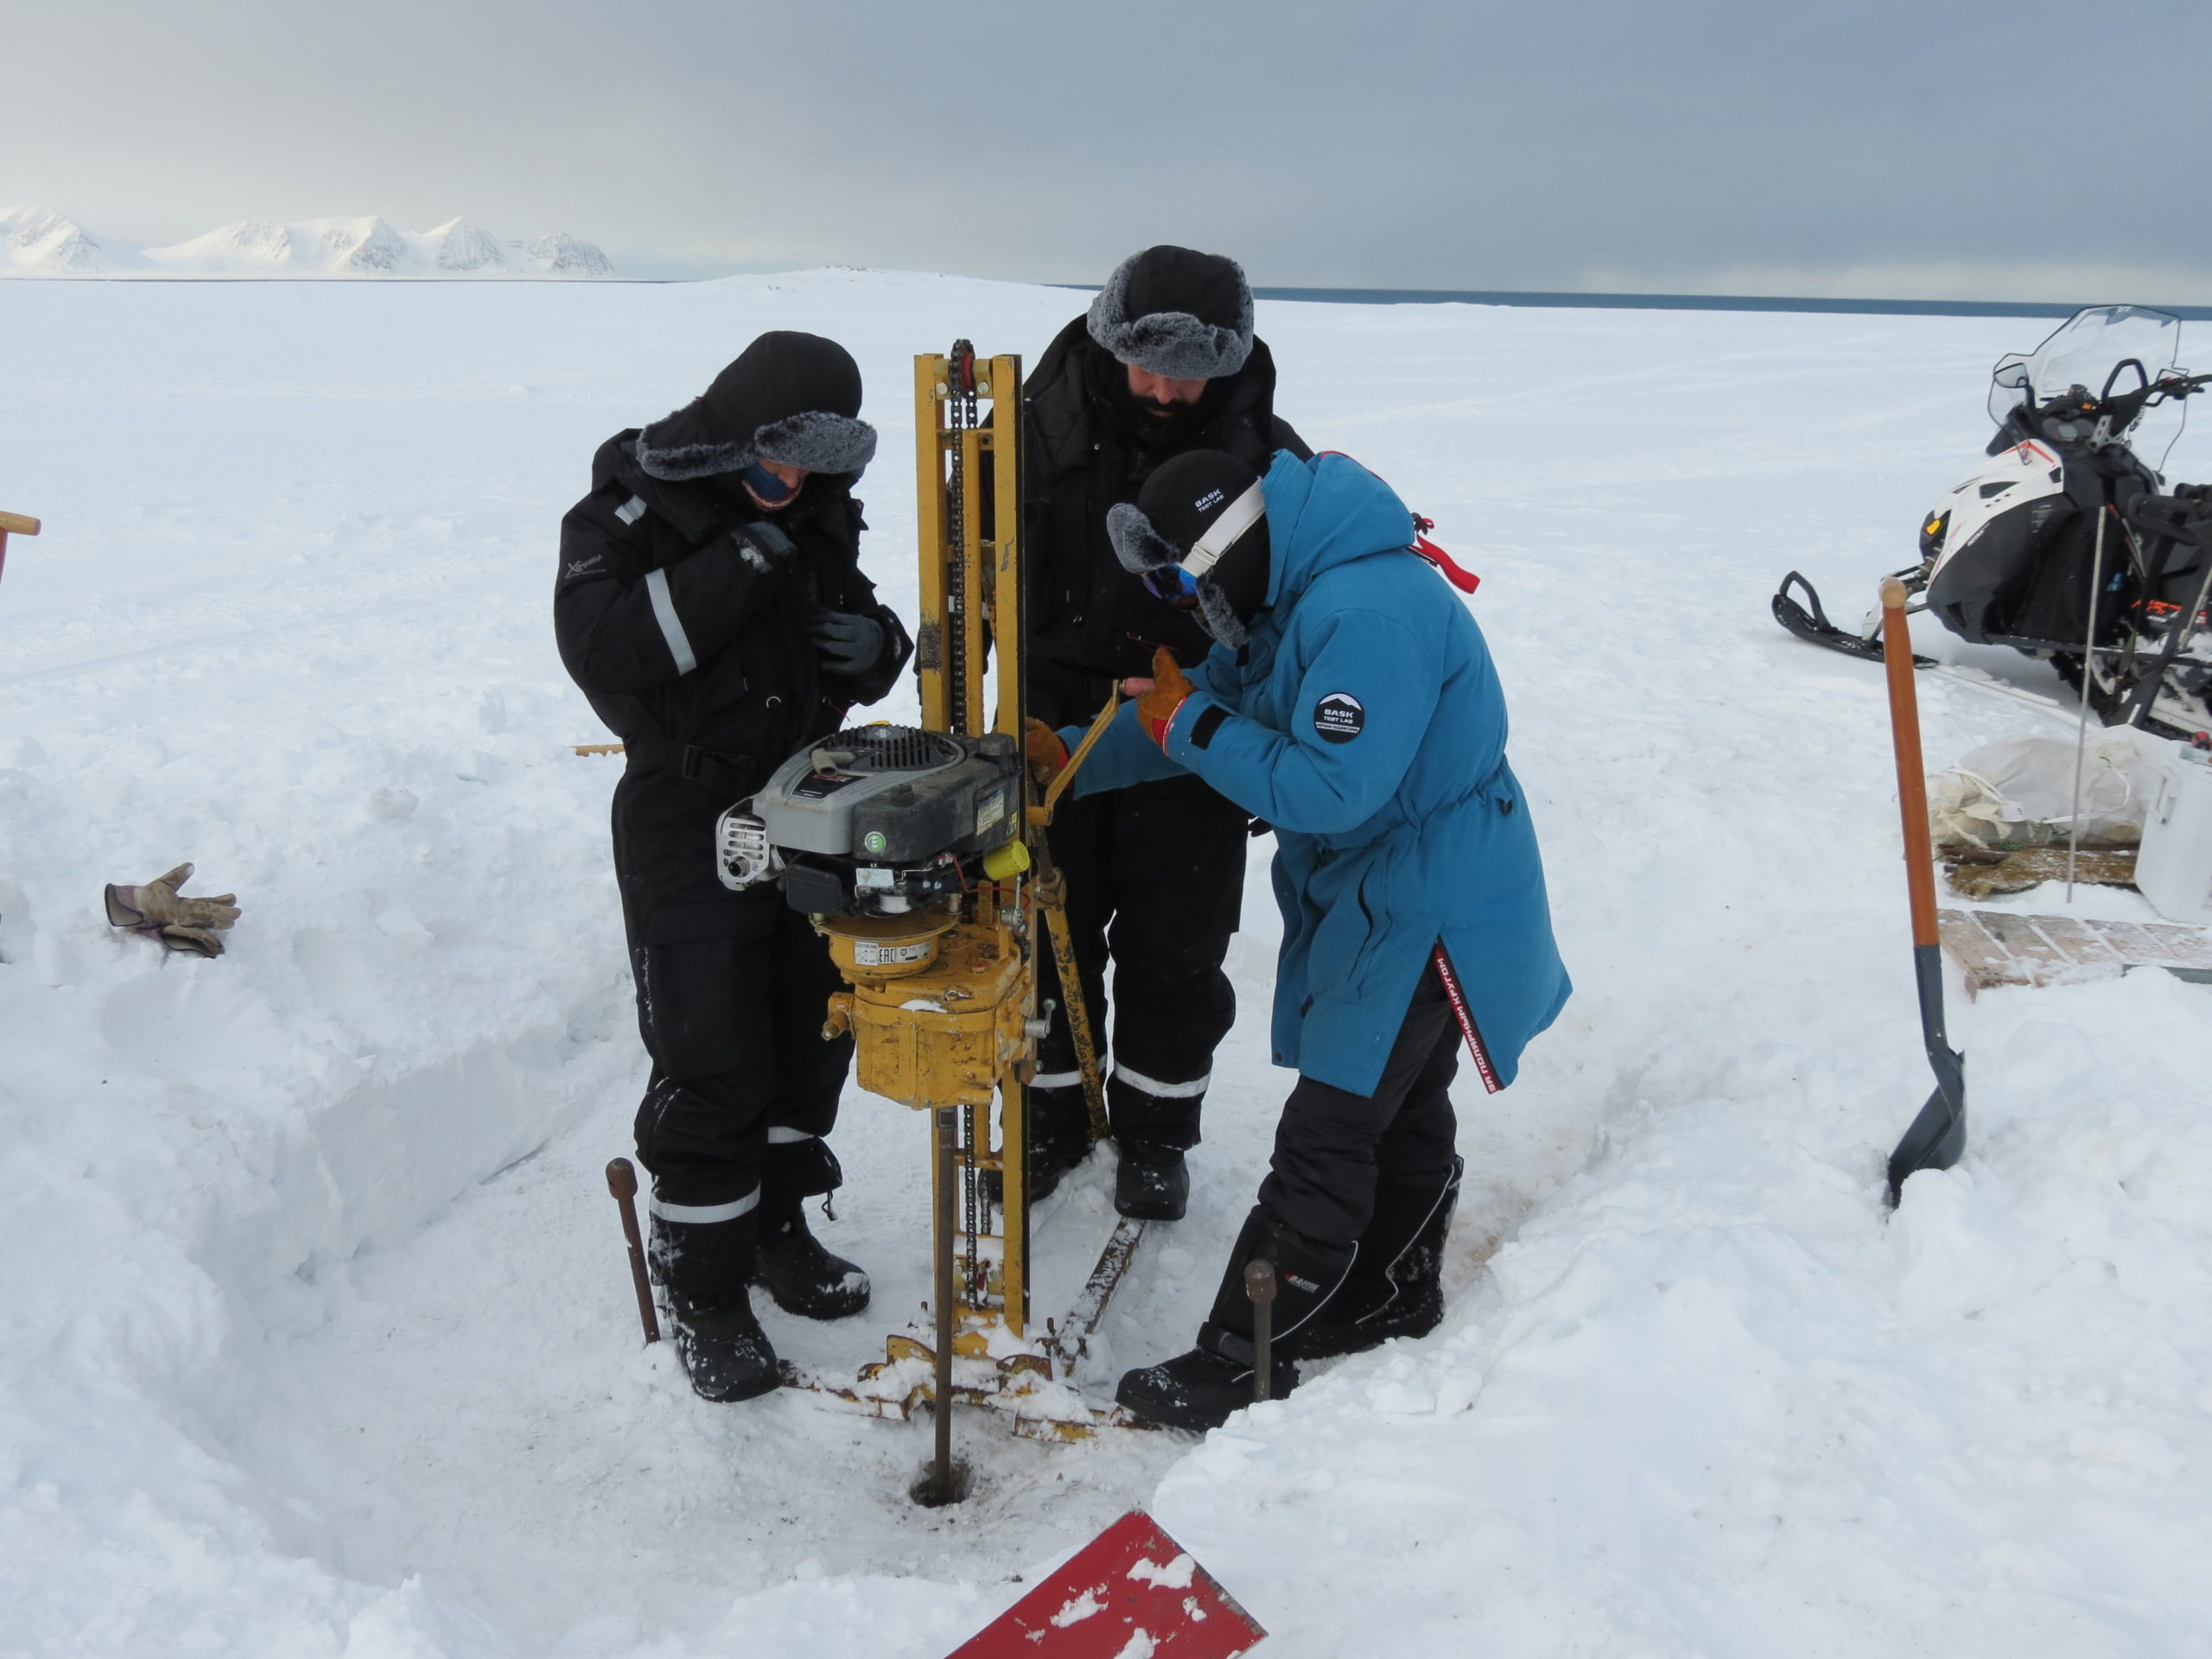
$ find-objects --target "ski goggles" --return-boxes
[1142,563,1199,602]
[1136,479,1266,605]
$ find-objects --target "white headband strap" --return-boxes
[1179,480,1268,579]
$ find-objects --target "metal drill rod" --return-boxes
[604,1158,660,1345]
[1245,1259,1276,1402]
[932,1106,958,1503]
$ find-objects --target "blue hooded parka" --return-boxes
[1065,450,1570,1097]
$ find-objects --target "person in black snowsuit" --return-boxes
[1023,245,1311,1221]
[555,332,912,1402]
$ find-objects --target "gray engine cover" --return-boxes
[753,727,1019,862]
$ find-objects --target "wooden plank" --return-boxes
[2031,915,2125,966]
[1937,909,2014,995]
[1977,912,2070,976]
[2082,918,2180,963]
[2143,924,2212,969]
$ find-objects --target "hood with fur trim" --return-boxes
[635,330,878,483]
[1086,245,1255,381]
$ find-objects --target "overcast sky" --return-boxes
[7,0,2210,299]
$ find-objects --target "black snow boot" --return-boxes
[1026,1082,1096,1204]
[649,1206,782,1402]
[1114,1141,1190,1221]
[1294,1158,1463,1360]
[754,1205,871,1320]
[670,1294,781,1403]
[1115,1205,1351,1432]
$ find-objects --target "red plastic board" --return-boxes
[946,1509,1266,1657]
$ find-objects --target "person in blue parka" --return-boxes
[1027,446,1570,1431]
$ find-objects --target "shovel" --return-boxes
[1878,575,1966,1205]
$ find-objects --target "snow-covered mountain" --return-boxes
[0,206,615,277]
[0,205,111,274]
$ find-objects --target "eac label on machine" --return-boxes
[1313,691,1364,743]
[855,939,935,967]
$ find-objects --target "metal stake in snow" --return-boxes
[604,1159,660,1345]
[1245,1259,1275,1403]
[1879,576,1967,1205]
[0,509,40,589]
[2065,505,2113,902]
[916,1104,967,1508]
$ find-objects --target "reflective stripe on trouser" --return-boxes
[649,1187,761,1224]
[1107,1064,1213,1153]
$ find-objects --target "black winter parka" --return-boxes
[556,432,912,918]
[1022,317,1309,726]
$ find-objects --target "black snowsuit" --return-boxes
[1023,318,1308,1152]
[556,404,910,1309]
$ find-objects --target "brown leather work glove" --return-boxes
[1135,646,1194,750]
[1023,717,1069,779]
[105,862,241,957]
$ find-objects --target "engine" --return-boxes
[715,724,1025,916]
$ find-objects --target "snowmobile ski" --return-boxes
[1773,569,1934,666]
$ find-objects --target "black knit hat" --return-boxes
[1087,246,1255,380]
[634,331,878,482]
[1107,450,1269,647]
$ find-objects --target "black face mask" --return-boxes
[740,462,802,510]
[711,465,804,514]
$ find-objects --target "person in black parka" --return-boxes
[1023,246,1311,1220]
[556,332,912,1402]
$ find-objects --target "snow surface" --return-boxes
[3,272,2209,1657]
[0,207,615,278]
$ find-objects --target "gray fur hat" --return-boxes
[1087,245,1255,381]
[633,331,879,483]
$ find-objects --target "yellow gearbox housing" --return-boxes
[821,914,1031,1110]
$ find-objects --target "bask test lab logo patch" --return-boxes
[1313,691,1364,743]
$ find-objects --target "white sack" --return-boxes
[1929,728,2170,847]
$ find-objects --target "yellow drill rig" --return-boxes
[713,346,1144,1485]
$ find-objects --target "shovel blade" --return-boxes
[1886,1082,1967,1206]
[946,1510,1264,1658]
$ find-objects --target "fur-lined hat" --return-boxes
[1107,449,1270,647]
[1087,246,1255,381]
[634,331,878,483]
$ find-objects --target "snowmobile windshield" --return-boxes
[1987,305,2182,426]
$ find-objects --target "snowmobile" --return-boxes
[1774,304,2212,739]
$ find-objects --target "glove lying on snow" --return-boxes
[809,608,885,677]
[105,862,240,957]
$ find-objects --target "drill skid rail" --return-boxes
[777,1344,1151,1442]
[777,1215,1154,1440]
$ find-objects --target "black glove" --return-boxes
[810,608,887,677]
[729,523,798,566]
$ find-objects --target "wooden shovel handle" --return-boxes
[0,512,40,537]
[1880,578,1940,949]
